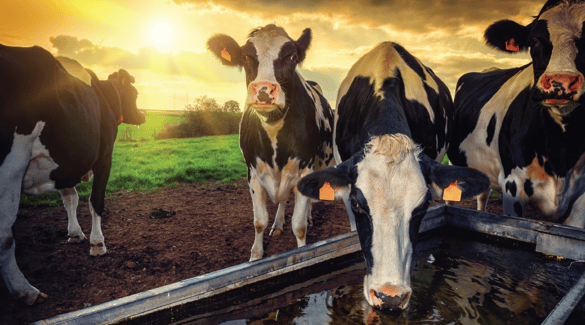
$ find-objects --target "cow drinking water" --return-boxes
[298,42,489,311]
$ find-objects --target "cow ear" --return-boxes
[419,155,490,200]
[295,28,311,64]
[484,19,531,53]
[298,161,352,201]
[207,34,243,67]
[116,69,135,86]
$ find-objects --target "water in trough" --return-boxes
[198,231,585,325]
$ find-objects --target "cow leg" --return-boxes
[341,195,357,231]
[0,126,47,305]
[291,187,310,247]
[87,158,112,257]
[249,175,268,261]
[269,202,286,237]
[563,193,585,228]
[60,188,86,243]
[477,189,492,211]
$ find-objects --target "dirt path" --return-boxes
[0,179,524,324]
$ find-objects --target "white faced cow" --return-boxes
[207,25,334,261]
[448,0,585,228]
[298,43,489,310]
[0,44,145,305]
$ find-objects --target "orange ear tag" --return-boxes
[319,182,335,201]
[221,48,231,62]
[505,38,520,52]
[443,180,462,201]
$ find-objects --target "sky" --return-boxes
[1,0,544,111]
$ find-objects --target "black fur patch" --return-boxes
[524,179,534,197]
[486,114,496,146]
[514,201,523,218]
[506,180,517,197]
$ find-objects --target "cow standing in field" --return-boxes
[207,25,334,261]
[297,42,489,311]
[448,0,585,228]
[0,44,145,305]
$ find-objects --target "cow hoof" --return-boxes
[68,234,86,244]
[35,293,48,305]
[269,228,283,237]
[90,244,107,256]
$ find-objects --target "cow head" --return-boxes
[485,0,585,116]
[207,24,311,121]
[298,134,490,311]
[107,69,145,125]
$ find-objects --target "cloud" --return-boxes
[49,35,243,84]
[173,0,544,34]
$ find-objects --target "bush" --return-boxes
[155,111,242,139]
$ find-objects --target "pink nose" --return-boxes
[540,73,582,94]
[370,287,410,311]
[249,82,280,105]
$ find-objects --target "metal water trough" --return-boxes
[34,205,585,325]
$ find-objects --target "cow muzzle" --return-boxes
[368,285,411,311]
[249,81,281,109]
[538,72,583,105]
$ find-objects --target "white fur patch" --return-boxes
[248,34,290,108]
[355,134,428,307]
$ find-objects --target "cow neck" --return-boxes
[97,79,124,125]
[254,104,290,124]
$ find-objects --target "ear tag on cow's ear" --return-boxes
[505,38,520,52]
[443,180,462,201]
[319,182,335,201]
[221,48,231,62]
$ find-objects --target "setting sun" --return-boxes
[150,21,173,50]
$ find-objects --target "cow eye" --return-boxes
[530,37,541,47]
[350,199,362,213]
[290,54,298,62]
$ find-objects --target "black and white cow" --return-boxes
[448,0,585,228]
[0,44,145,305]
[207,25,334,261]
[298,42,489,310]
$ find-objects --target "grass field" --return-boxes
[118,110,184,141]
[20,110,246,206]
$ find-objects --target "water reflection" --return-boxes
[220,235,584,325]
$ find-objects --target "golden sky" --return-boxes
[1,0,543,110]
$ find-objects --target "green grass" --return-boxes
[20,135,246,206]
[118,110,184,141]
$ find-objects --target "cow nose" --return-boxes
[249,81,280,105]
[370,287,410,311]
[540,73,583,94]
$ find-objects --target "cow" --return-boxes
[206,25,335,261]
[447,0,585,228]
[297,42,490,311]
[0,44,145,305]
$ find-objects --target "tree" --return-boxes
[185,95,221,112]
[222,100,240,113]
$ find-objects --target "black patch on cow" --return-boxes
[409,191,432,247]
[514,201,523,218]
[448,65,528,167]
[240,72,333,174]
[528,20,552,79]
[506,180,517,197]
[524,179,534,197]
[486,114,496,146]
[394,43,425,81]
[351,187,375,275]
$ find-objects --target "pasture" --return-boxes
[20,111,246,206]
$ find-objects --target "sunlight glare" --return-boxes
[150,21,173,49]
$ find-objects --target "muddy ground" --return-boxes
[1,179,538,324]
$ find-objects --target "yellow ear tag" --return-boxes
[443,180,462,201]
[221,48,231,62]
[319,182,335,201]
